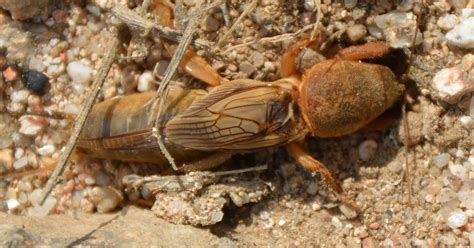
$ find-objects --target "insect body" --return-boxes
[76,0,406,203]
[77,37,404,197]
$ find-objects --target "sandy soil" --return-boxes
[0,0,473,247]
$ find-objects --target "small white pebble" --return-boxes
[14,148,24,159]
[455,149,465,158]
[433,153,450,168]
[447,211,468,229]
[211,211,224,223]
[449,163,467,179]
[278,219,286,226]
[331,216,343,230]
[137,71,155,92]
[437,187,458,203]
[19,115,46,136]
[458,190,474,209]
[358,139,378,161]
[10,90,30,104]
[36,144,55,156]
[459,116,472,128]
[259,210,270,220]
[89,186,123,213]
[445,17,474,49]
[28,189,43,206]
[461,8,474,19]
[432,66,472,103]
[29,197,57,217]
[312,202,321,211]
[437,14,459,31]
[13,156,28,170]
[6,199,20,210]
[67,61,93,85]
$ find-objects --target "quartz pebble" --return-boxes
[259,211,270,220]
[137,71,154,92]
[433,153,450,168]
[432,66,473,103]
[358,139,378,161]
[446,17,474,49]
[459,116,472,128]
[347,24,367,42]
[374,11,422,48]
[459,191,474,209]
[18,115,46,136]
[447,211,468,229]
[67,61,93,85]
[6,199,20,210]
[89,186,123,213]
[12,156,28,170]
[29,197,57,217]
[437,187,458,203]
[449,163,467,179]
[36,144,55,156]
[331,216,343,230]
[437,14,459,31]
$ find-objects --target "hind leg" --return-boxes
[150,0,225,86]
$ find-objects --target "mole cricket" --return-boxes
[74,0,407,212]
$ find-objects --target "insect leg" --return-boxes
[335,42,391,61]
[151,0,225,86]
[162,152,233,174]
[287,142,360,212]
[287,141,342,193]
[288,141,360,213]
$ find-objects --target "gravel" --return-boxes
[66,61,93,85]
[22,70,50,96]
[347,24,367,42]
[446,17,474,48]
[0,1,473,247]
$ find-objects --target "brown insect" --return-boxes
[77,1,405,206]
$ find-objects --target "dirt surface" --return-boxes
[1,206,233,247]
[0,0,474,247]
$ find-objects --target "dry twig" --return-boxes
[110,4,213,51]
[310,0,322,40]
[38,35,120,205]
[151,3,206,171]
[222,24,314,53]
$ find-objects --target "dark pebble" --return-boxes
[22,70,50,96]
